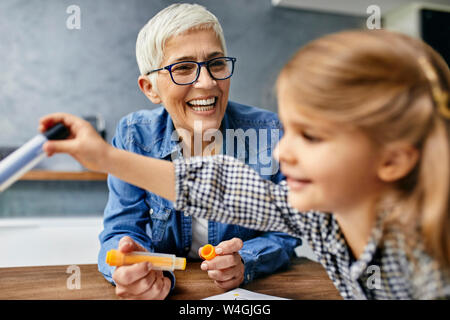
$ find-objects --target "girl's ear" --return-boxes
[138,75,161,104]
[377,143,419,182]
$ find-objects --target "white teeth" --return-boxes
[187,97,216,112]
[190,105,215,112]
[188,97,216,106]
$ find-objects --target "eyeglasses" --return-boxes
[146,56,236,85]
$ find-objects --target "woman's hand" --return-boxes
[112,236,172,300]
[39,113,112,173]
[198,238,245,290]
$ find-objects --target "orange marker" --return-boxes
[200,244,216,260]
[106,249,186,271]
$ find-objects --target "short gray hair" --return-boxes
[136,3,227,92]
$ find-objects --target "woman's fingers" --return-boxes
[214,277,244,290]
[115,266,157,296]
[198,238,243,260]
[207,266,237,282]
[112,238,171,300]
[200,238,243,271]
[113,262,153,287]
[201,252,241,271]
[114,268,171,300]
[118,236,146,253]
[215,237,243,255]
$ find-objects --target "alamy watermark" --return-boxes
[66,265,81,290]
[170,120,281,176]
[366,265,381,290]
[366,5,382,30]
[66,5,81,30]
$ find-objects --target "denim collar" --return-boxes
[157,102,258,161]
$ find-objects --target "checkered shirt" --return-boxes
[173,155,450,300]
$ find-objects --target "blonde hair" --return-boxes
[136,3,227,93]
[277,29,450,267]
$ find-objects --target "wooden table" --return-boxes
[0,257,341,300]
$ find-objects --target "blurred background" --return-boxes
[0,0,448,267]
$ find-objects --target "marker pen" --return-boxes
[106,249,186,271]
[0,123,70,192]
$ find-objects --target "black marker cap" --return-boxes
[44,123,70,140]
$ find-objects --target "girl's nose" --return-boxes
[275,136,296,165]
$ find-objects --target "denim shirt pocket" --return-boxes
[146,193,172,242]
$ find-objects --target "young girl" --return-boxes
[40,29,450,299]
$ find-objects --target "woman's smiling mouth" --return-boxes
[187,97,217,114]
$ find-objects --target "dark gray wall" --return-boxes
[0,0,364,216]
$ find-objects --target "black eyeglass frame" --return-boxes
[146,56,237,85]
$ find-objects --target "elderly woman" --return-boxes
[98,3,300,299]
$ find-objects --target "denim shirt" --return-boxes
[98,101,301,288]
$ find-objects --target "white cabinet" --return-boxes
[0,217,103,267]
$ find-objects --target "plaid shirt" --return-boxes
[174,155,450,299]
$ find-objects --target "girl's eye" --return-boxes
[302,132,322,143]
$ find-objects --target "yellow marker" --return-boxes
[106,249,186,271]
[200,244,216,260]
